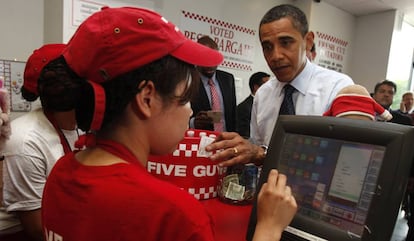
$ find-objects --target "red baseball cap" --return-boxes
[323,94,393,121]
[63,6,224,83]
[23,44,66,95]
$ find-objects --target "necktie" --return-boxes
[279,84,296,115]
[208,79,224,132]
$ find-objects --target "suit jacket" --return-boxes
[390,109,413,125]
[191,70,237,132]
[236,95,253,138]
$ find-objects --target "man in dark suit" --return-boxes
[236,72,270,138]
[372,80,412,125]
[190,35,237,132]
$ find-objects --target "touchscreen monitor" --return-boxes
[247,116,414,241]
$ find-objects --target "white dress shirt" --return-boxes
[251,60,354,146]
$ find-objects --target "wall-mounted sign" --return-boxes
[315,31,349,73]
[180,10,256,72]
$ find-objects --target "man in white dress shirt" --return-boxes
[205,4,354,166]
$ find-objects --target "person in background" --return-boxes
[372,80,412,125]
[396,91,414,240]
[41,7,297,241]
[1,44,82,241]
[205,4,353,168]
[236,72,270,138]
[400,91,414,114]
[190,35,237,132]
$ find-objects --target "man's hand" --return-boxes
[205,132,266,166]
[400,101,407,113]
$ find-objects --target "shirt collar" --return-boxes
[289,59,314,95]
[200,73,217,84]
[277,59,314,97]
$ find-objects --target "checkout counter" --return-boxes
[148,129,255,241]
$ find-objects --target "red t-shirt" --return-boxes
[42,144,215,241]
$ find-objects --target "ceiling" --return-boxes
[321,0,414,25]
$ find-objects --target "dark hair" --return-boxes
[374,80,397,94]
[197,35,218,50]
[260,4,309,37]
[249,72,270,92]
[21,86,38,102]
[37,56,84,112]
[75,55,198,132]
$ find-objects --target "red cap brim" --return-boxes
[170,39,223,67]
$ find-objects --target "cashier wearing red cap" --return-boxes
[41,6,297,241]
[1,43,84,241]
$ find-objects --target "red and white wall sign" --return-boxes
[180,10,256,72]
[315,31,349,73]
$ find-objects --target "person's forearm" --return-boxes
[17,209,44,241]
